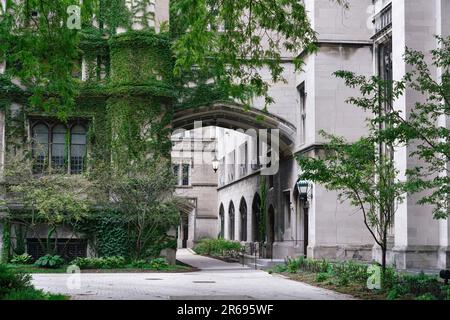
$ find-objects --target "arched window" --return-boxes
[51,124,67,172]
[239,197,247,241]
[229,201,235,240]
[32,123,49,173]
[252,193,261,242]
[70,125,87,174]
[219,204,225,238]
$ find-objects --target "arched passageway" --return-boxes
[173,103,296,155]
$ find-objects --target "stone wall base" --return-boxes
[308,244,373,262]
[272,242,304,259]
[392,246,442,271]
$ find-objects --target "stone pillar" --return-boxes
[436,0,450,269]
[392,0,442,270]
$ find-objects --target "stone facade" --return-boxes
[176,0,450,271]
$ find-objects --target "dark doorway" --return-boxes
[229,201,235,240]
[303,207,309,257]
[268,205,275,243]
[219,204,225,238]
[239,198,247,241]
[252,193,261,242]
[181,213,189,248]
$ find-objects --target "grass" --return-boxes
[6,262,195,274]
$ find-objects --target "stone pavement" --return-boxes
[31,249,353,300]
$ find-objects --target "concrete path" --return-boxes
[31,249,353,300]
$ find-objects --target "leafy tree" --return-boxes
[3,153,92,255]
[298,69,410,272]
[0,0,348,116]
[334,35,450,220]
[298,133,406,272]
[96,157,182,260]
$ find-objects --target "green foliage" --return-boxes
[193,238,243,258]
[286,257,302,274]
[1,220,11,263]
[97,158,181,260]
[74,210,129,258]
[71,256,126,269]
[148,258,169,270]
[1,287,67,300]
[316,272,330,283]
[10,253,33,265]
[298,76,408,269]
[171,0,318,110]
[415,293,437,300]
[34,255,65,269]
[0,263,64,300]
[331,260,368,285]
[272,264,287,273]
[0,264,32,299]
[334,35,450,219]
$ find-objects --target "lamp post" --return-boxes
[296,180,312,202]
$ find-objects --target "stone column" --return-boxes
[436,0,450,269]
[392,0,442,270]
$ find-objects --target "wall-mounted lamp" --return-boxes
[212,155,219,173]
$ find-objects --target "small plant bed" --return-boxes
[7,255,197,273]
[0,264,68,300]
[267,257,450,300]
[193,238,243,262]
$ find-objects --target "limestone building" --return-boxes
[177,0,450,271]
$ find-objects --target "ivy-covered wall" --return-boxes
[0,27,177,260]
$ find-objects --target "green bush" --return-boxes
[286,257,301,273]
[273,264,287,273]
[34,255,65,269]
[193,238,243,258]
[316,272,329,283]
[0,264,32,299]
[415,293,437,300]
[2,288,66,300]
[149,258,169,270]
[70,256,126,269]
[332,260,368,285]
[131,259,147,269]
[393,272,443,298]
[10,253,33,265]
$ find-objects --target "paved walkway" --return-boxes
[31,249,352,300]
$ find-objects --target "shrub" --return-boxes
[395,272,442,298]
[332,261,368,285]
[70,256,126,269]
[273,264,287,273]
[34,255,64,269]
[316,272,329,283]
[10,253,33,265]
[286,257,301,273]
[415,293,437,300]
[131,259,147,269]
[0,264,32,299]
[1,288,66,300]
[149,258,169,270]
[193,238,243,258]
